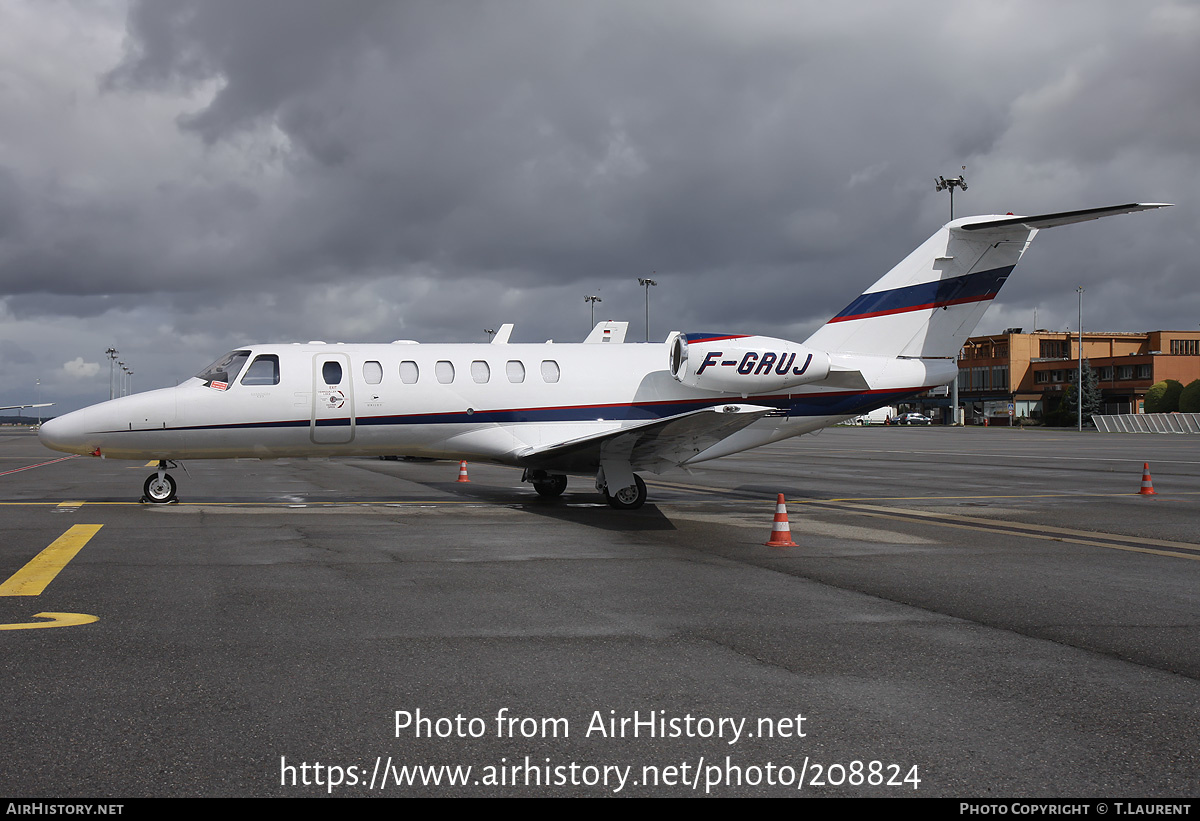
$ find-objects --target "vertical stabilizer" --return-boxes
[803,203,1170,360]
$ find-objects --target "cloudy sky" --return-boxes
[1,0,1196,413]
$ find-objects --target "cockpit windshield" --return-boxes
[194,350,250,390]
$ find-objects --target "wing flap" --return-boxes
[517,404,776,474]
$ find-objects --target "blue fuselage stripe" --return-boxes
[104,388,929,436]
[831,266,1014,322]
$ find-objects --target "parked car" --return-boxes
[852,407,898,425]
[896,413,932,425]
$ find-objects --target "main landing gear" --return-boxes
[596,461,648,510]
[603,475,647,510]
[142,460,179,504]
[523,469,569,499]
[521,466,648,509]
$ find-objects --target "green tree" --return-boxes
[1179,379,1200,413]
[1164,379,1185,412]
[1063,360,1103,421]
[1145,380,1178,413]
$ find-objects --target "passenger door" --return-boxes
[311,353,355,444]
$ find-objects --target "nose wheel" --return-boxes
[142,462,178,504]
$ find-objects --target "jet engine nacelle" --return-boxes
[669,333,832,393]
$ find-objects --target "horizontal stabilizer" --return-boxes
[958,203,1172,232]
[517,404,775,474]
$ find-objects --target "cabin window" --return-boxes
[540,360,560,383]
[363,361,383,384]
[506,360,525,383]
[436,361,455,384]
[322,361,343,385]
[399,361,419,384]
[471,361,490,383]
[241,355,280,386]
[196,350,250,390]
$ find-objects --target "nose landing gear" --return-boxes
[142,460,179,504]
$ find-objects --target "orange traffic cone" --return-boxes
[1138,462,1157,496]
[765,493,798,547]
[456,460,471,483]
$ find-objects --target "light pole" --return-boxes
[935,168,967,221]
[584,295,602,329]
[106,347,118,400]
[1077,286,1084,432]
[485,329,496,342]
[638,276,657,342]
[118,362,126,397]
[937,169,968,424]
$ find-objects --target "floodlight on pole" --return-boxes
[584,295,602,328]
[106,347,118,400]
[936,168,968,425]
[934,166,968,221]
[1077,286,1084,432]
[485,328,496,342]
[638,276,658,342]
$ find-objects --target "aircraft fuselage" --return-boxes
[39,338,946,465]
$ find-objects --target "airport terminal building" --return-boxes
[956,329,1200,422]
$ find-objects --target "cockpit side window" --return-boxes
[196,350,251,391]
[241,354,280,386]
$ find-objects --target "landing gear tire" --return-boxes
[143,473,177,504]
[533,474,568,498]
[605,474,647,510]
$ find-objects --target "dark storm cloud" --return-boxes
[1,1,1196,412]
[103,1,950,291]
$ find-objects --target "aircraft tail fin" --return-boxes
[803,203,1170,360]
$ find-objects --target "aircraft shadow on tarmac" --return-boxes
[434,482,679,532]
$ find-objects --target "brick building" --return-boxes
[956,329,1200,422]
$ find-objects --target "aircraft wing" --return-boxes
[516,403,777,474]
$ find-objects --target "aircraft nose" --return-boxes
[38,410,92,455]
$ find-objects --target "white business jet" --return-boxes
[39,203,1169,507]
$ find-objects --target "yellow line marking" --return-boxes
[808,501,1200,562]
[56,501,85,508]
[0,612,98,631]
[648,477,1200,503]
[144,461,158,467]
[0,500,493,507]
[0,524,103,596]
[824,501,1200,552]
